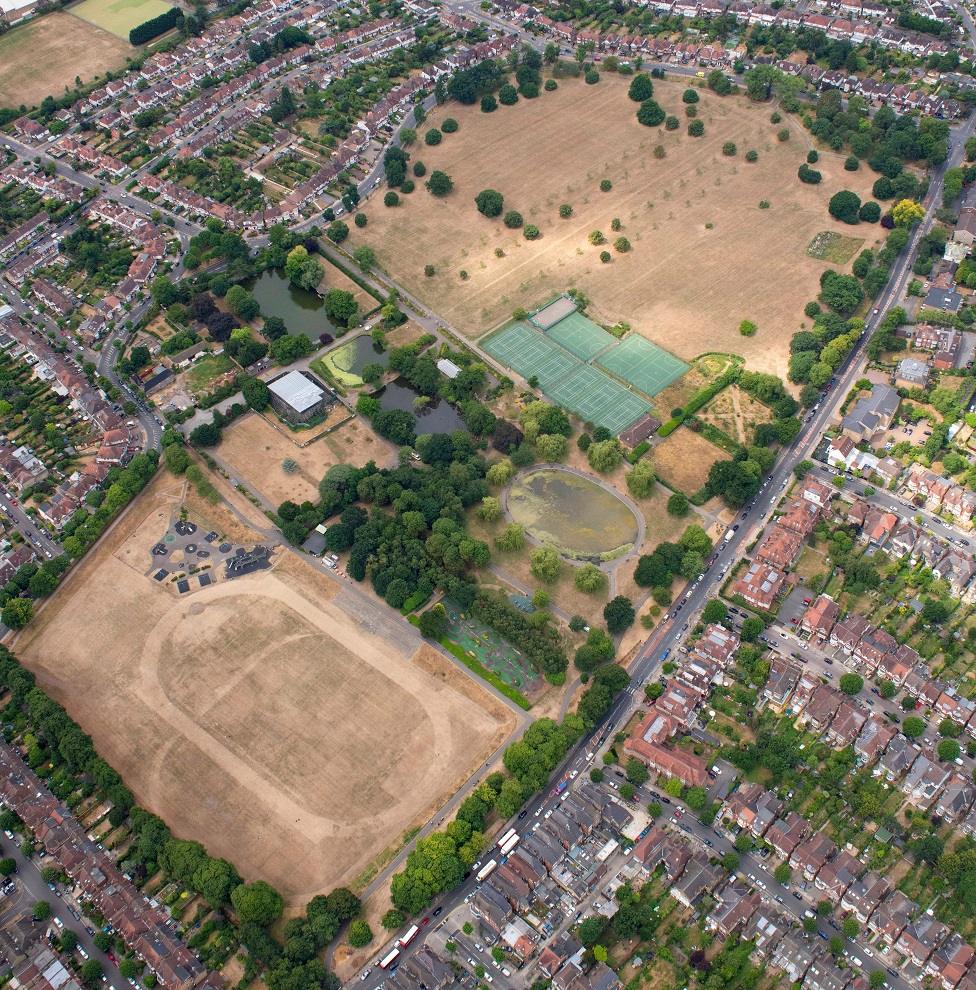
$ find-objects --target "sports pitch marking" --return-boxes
[598,334,689,396]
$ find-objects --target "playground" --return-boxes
[442,599,543,699]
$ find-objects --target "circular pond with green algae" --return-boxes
[506,467,639,559]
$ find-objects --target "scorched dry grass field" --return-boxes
[16,473,514,903]
[351,74,879,378]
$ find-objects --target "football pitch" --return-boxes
[69,0,172,39]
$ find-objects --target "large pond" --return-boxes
[322,335,389,386]
[245,269,338,338]
[375,379,466,434]
[506,468,639,559]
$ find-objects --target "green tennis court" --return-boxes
[547,364,650,435]
[544,311,617,361]
[482,322,577,387]
[598,335,689,397]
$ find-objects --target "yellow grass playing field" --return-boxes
[16,474,514,902]
[351,74,879,378]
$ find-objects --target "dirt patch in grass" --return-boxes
[806,230,865,264]
[0,11,132,109]
[16,473,511,904]
[351,75,876,379]
[651,427,731,495]
[216,411,397,506]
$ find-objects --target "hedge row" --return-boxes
[658,367,739,437]
[129,7,183,45]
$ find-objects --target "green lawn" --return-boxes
[68,0,172,39]
[185,354,234,397]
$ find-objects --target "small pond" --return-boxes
[245,269,338,338]
[506,467,639,559]
[375,379,466,434]
[322,335,389,385]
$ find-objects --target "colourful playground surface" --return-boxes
[442,599,542,697]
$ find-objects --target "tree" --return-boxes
[688,119,705,137]
[574,564,607,594]
[424,128,442,146]
[231,881,283,926]
[324,289,358,328]
[682,88,699,104]
[938,738,961,762]
[879,678,897,699]
[384,190,400,207]
[503,210,523,229]
[419,604,448,640]
[628,74,653,102]
[840,673,864,695]
[892,198,925,226]
[2,599,33,629]
[242,377,270,411]
[524,225,540,240]
[499,83,518,105]
[636,100,665,127]
[702,599,727,624]
[79,960,103,988]
[559,203,573,218]
[32,901,51,921]
[284,245,323,289]
[604,596,635,633]
[475,189,504,217]
[348,920,373,947]
[530,546,562,584]
[480,94,497,112]
[774,863,791,884]
[225,284,259,321]
[625,460,655,498]
[353,246,376,272]
[426,170,453,196]
[587,439,622,473]
[0,859,13,877]
[325,222,348,244]
[902,716,926,739]
[667,492,690,516]
[625,757,649,785]
[842,917,860,939]
[828,189,862,224]
[578,917,604,947]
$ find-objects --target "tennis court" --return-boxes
[547,365,650,435]
[482,322,578,387]
[530,296,577,329]
[544,311,617,362]
[598,335,689,396]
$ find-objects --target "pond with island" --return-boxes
[245,269,340,338]
[506,467,640,560]
[374,379,466,434]
[322,335,389,386]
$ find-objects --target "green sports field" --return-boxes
[598,334,689,396]
[481,300,685,435]
[69,0,173,39]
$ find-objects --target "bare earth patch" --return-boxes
[0,11,133,109]
[217,412,397,506]
[651,427,731,494]
[700,385,773,444]
[16,472,512,904]
[351,75,876,378]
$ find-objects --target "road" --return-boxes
[352,90,976,990]
[0,835,131,990]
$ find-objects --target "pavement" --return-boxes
[350,57,976,990]
[0,835,131,990]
